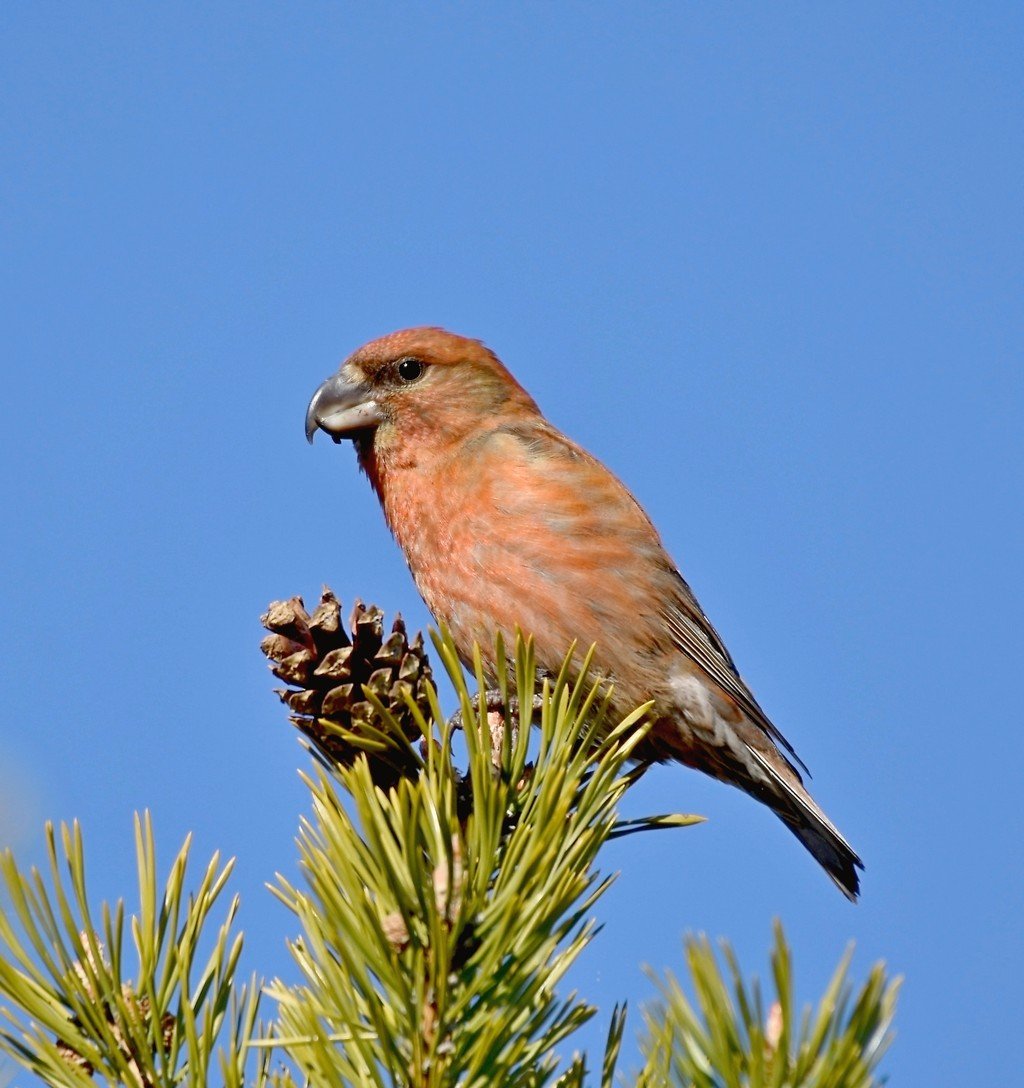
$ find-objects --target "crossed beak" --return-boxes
[305,371,383,443]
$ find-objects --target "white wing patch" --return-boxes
[668,670,772,785]
[668,673,715,729]
[663,586,810,779]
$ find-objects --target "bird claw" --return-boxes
[445,689,543,730]
[446,690,545,766]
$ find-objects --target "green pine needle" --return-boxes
[0,813,268,1088]
[269,630,665,1088]
[637,920,901,1088]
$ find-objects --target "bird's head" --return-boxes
[305,328,540,463]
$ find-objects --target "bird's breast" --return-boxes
[375,428,680,694]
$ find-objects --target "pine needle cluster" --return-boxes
[0,596,899,1087]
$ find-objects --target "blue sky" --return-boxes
[2,3,1021,1083]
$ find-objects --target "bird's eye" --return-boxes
[397,358,425,382]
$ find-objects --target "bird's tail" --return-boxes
[746,747,863,902]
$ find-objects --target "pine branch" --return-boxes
[0,591,900,1087]
[0,815,270,1088]
[635,921,901,1088]
[267,629,662,1088]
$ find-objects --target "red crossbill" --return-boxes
[306,328,862,900]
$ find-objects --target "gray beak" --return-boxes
[305,372,383,443]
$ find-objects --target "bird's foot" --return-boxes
[446,690,544,765]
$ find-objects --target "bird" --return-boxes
[305,327,863,900]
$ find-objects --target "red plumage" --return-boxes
[306,327,863,900]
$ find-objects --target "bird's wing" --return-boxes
[478,420,811,778]
[663,575,810,778]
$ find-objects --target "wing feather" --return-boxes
[663,572,810,778]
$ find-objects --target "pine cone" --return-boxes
[260,588,434,785]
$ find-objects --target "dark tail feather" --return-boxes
[747,748,864,902]
[784,813,863,902]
